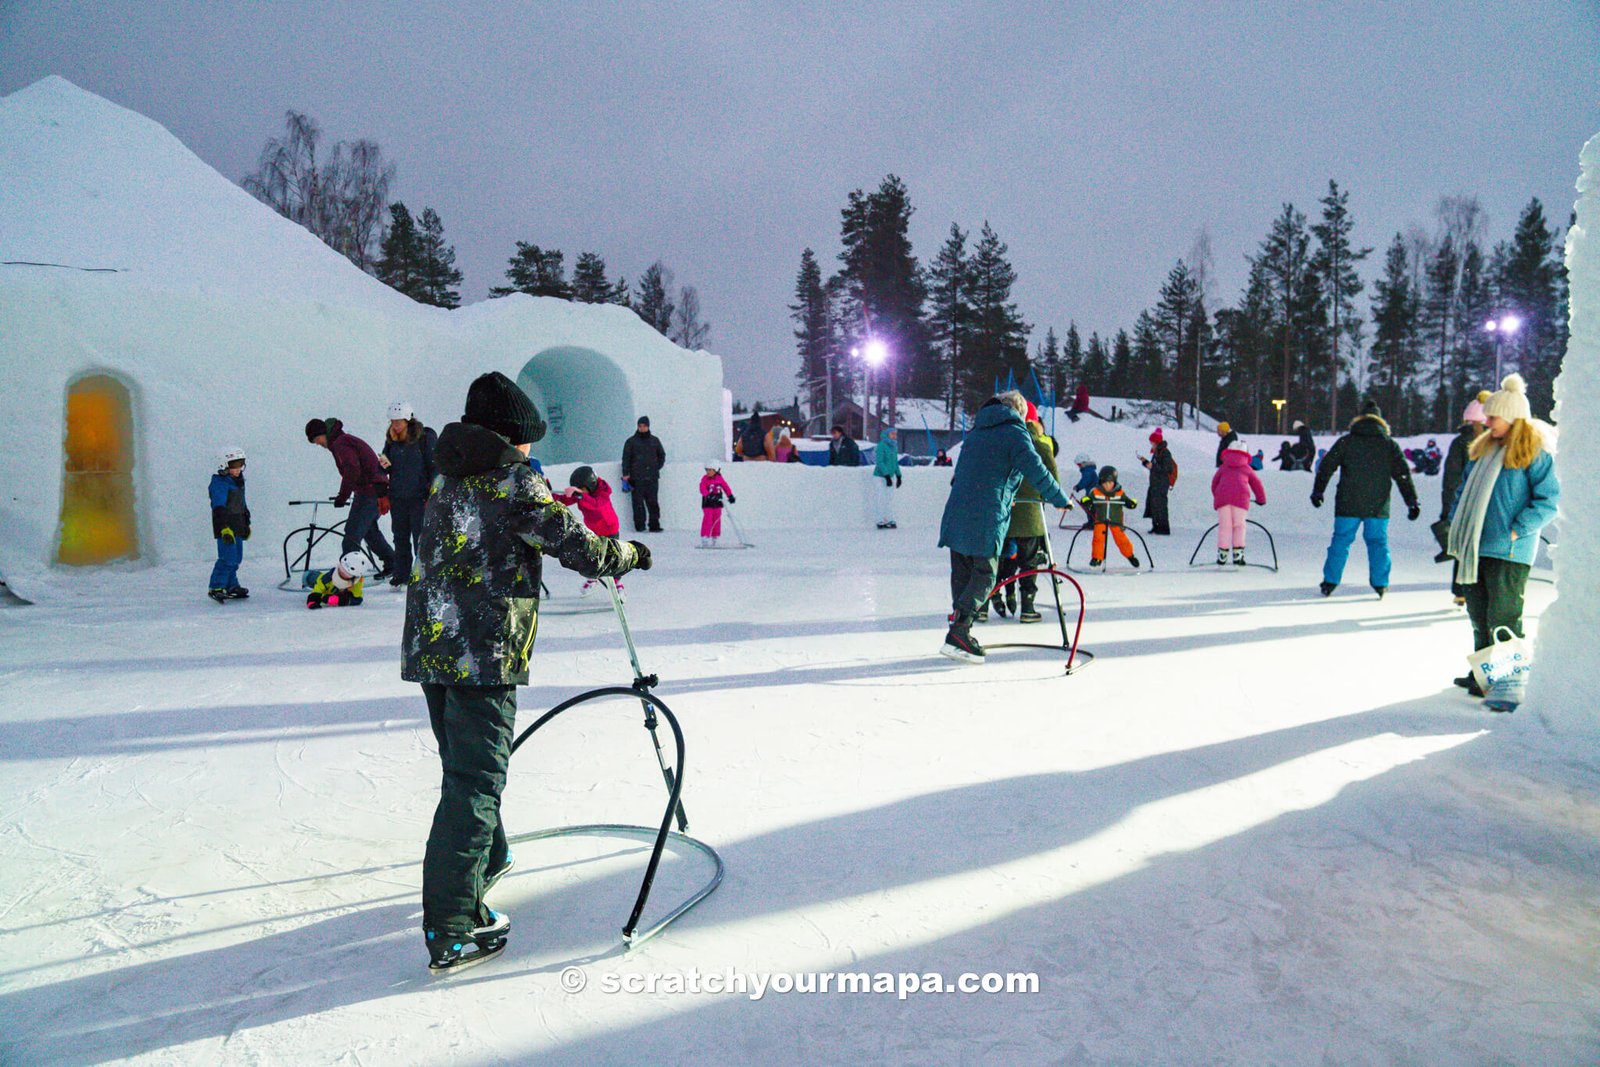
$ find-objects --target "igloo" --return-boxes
[0,77,723,597]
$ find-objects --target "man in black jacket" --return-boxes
[1310,400,1421,597]
[828,425,862,466]
[622,416,667,532]
[401,372,648,970]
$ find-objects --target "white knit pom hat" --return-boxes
[1482,373,1531,422]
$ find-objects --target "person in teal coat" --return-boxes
[873,428,902,529]
[937,393,1073,663]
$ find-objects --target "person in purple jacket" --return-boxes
[1211,441,1267,565]
[306,416,396,580]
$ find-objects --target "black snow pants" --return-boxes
[343,494,395,568]
[421,683,516,935]
[995,536,1047,609]
[1145,486,1171,535]
[949,551,999,628]
[390,497,426,582]
[1462,556,1531,654]
[631,481,662,532]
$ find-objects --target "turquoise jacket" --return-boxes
[1448,450,1560,566]
[938,404,1071,557]
[873,432,902,477]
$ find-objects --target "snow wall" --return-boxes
[1528,131,1600,737]
[0,77,722,598]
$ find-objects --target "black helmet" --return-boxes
[569,465,598,492]
[1098,465,1118,483]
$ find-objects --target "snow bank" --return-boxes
[1528,131,1600,736]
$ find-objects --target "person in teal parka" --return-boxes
[873,428,903,529]
[937,393,1073,663]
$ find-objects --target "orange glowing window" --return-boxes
[56,375,140,565]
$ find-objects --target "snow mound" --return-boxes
[1528,131,1600,736]
[0,75,404,306]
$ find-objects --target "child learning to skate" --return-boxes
[1080,466,1141,568]
[1211,440,1267,564]
[304,551,372,608]
[553,465,624,594]
[207,447,252,603]
[699,463,736,547]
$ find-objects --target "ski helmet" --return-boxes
[218,446,246,470]
[569,465,598,491]
[1074,453,1092,467]
[338,552,372,578]
[387,401,413,421]
[1099,465,1119,483]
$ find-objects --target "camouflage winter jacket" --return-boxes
[401,422,639,686]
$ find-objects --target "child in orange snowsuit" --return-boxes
[1079,466,1141,568]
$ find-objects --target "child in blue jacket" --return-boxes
[208,447,251,603]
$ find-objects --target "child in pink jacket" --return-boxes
[1211,441,1267,564]
[554,465,623,592]
[699,464,736,546]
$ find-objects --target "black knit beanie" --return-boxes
[464,372,545,444]
[637,415,651,428]
[304,418,327,442]
[1361,399,1383,418]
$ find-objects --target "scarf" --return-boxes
[1446,444,1506,585]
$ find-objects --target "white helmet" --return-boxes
[387,401,414,421]
[218,446,246,470]
[337,552,372,578]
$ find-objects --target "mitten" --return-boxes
[895,474,902,488]
[627,540,653,571]
[1310,493,1323,508]
[1407,503,1421,522]
[727,495,736,504]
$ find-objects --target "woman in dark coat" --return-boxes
[1139,429,1174,535]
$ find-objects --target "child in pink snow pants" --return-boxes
[1211,441,1267,564]
[700,464,736,545]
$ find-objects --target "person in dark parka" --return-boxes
[1288,420,1316,471]
[1310,400,1421,597]
[402,371,647,970]
[937,392,1072,663]
[1434,392,1490,559]
[381,401,438,586]
[622,416,667,532]
[828,425,862,466]
[1138,428,1175,535]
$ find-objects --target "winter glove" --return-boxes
[620,478,632,493]
[627,540,653,571]
[1407,503,1421,522]
[219,527,236,544]
[727,495,736,504]
[1310,493,1323,508]
[895,474,902,488]
[883,476,893,487]
[332,496,349,508]
[306,593,324,610]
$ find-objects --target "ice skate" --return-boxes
[1216,549,1227,565]
[426,911,510,973]
[940,625,985,664]
[1319,582,1337,597]
[207,587,228,604]
[1232,548,1245,566]
[226,586,249,599]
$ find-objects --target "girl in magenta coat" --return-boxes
[699,465,736,545]
[1211,442,1267,564]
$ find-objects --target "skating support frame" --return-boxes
[506,579,722,948]
[1063,522,1153,575]
[279,499,378,590]
[1185,519,1280,572]
[981,508,1095,674]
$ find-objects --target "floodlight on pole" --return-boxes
[1484,314,1522,382]
[862,339,888,366]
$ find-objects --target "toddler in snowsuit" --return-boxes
[208,447,252,603]
[699,464,736,546]
[1071,454,1099,495]
[1211,441,1267,564]
[554,466,624,593]
[1080,467,1140,568]
[304,551,371,608]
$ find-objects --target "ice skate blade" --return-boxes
[427,937,507,973]
[940,644,985,664]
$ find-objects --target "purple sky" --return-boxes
[3,1,1596,404]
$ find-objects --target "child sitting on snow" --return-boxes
[304,551,372,608]
[208,447,252,603]
[1080,466,1140,568]
[699,463,736,547]
[553,465,623,594]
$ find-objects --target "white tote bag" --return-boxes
[1467,626,1532,706]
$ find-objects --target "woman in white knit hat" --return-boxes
[1444,373,1561,709]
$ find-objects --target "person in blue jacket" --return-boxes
[1071,453,1100,495]
[937,392,1073,663]
[1444,374,1560,708]
[873,428,902,529]
[207,447,251,603]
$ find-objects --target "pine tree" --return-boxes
[791,249,834,421]
[1368,234,1422,429]
[1108,329,1133,397]
[1080,333,1110,394]
[1494,198,1562,415]
[1131,312,1164,402]
[634,261,675,335]
[1254,205,1314,427]
[1310,180,1371,428]
[964,222,1031,408]
[415,208,462,308]
[375,202,424,301]
[837,175,932,400]
[1453,241,1495,402]
[608,275,631,307]
[489,242,570,298]
[1153,260,1201,426]
[926,223,973,419]
[1420,237,1459,427]
[1062,323,1084,395]
[571,252,615,304]
[1036,327,1061,406]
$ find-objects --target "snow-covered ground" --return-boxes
[3,422,1597,1065]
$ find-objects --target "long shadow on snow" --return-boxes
[0,697,1514,1064]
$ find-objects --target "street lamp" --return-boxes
[1484,314,1522,383]
[860,339,892,436]
[1271,398,1286,435]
